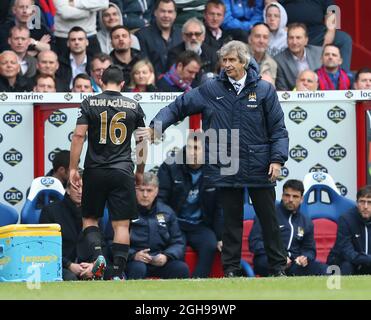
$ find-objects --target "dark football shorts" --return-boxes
[82,168,138,221]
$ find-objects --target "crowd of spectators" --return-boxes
[0,0,369,95]
[3,0,371,280]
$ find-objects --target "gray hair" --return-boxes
[143,172,159,187]
[298,69,319,83]
[218,40,251,66]
[182,17,206,35]
[0,50,19,61]
[37,49,58,62]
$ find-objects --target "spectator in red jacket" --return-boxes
[316,44,351,91]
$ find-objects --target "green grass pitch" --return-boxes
[1,276,371,300]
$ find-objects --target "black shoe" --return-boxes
[270,270,287,277]
[225,269,244,278]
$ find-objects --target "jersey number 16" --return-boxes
[99,111,127,145]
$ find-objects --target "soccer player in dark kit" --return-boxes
[69,65,147,280]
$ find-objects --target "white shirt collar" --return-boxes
[70,53,87,66]
[291,48,307,62]
[228,72,247,95]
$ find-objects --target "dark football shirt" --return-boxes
[76,90,145,174]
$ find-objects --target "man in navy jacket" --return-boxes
[126,172,190,279]
[249,179,327,276]
[157,135,223,278]
[138,40,289,276]
[327,185,371,275]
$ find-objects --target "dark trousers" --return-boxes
[254,255,328,276]
[220,187,287,275]
[180,221,218,278]
[126,260,190,279]
[62,268,78,281]
[338,261,371,276]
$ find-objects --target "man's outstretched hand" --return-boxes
[135,127,154,143]
[69,168,81,190]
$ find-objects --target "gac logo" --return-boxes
[68,131,74,142]
[48,148,62,162]
[336,182,348,196]
[289,145,308,163]
[277,166,289,182]
[41,177,55,187]
[3,110,22,128]
[4,187,23,206]
[327,106,346,124]
[289,106,307,124]
[49,110,67,127]
[309,163,328,173]
[312,172,326,183]
[3,148,22,166]
[328,144,347,162]
[68,131,86,142]
[308,125,327,143]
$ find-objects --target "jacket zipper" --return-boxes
[287,215,294,256]
[365,226,369,255]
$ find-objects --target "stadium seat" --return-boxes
[241,190,257,275]
[21,177,65,224]
[243,188,256,220]
[184,248,224,278]
[184,248,255,278]
[185,189,256,278]
[312,218,337,264]
[301,172,356,263]
[241,219,254,267]
[0,203,19,227]
[301,172,356,222]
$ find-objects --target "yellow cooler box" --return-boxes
[0,224,62,282]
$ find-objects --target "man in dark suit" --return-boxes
[57,26,92,91]
[135,0,182,78]
[40,176,106,281]
[274,23,322,91]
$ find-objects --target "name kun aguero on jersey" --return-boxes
[88,97,138,109]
